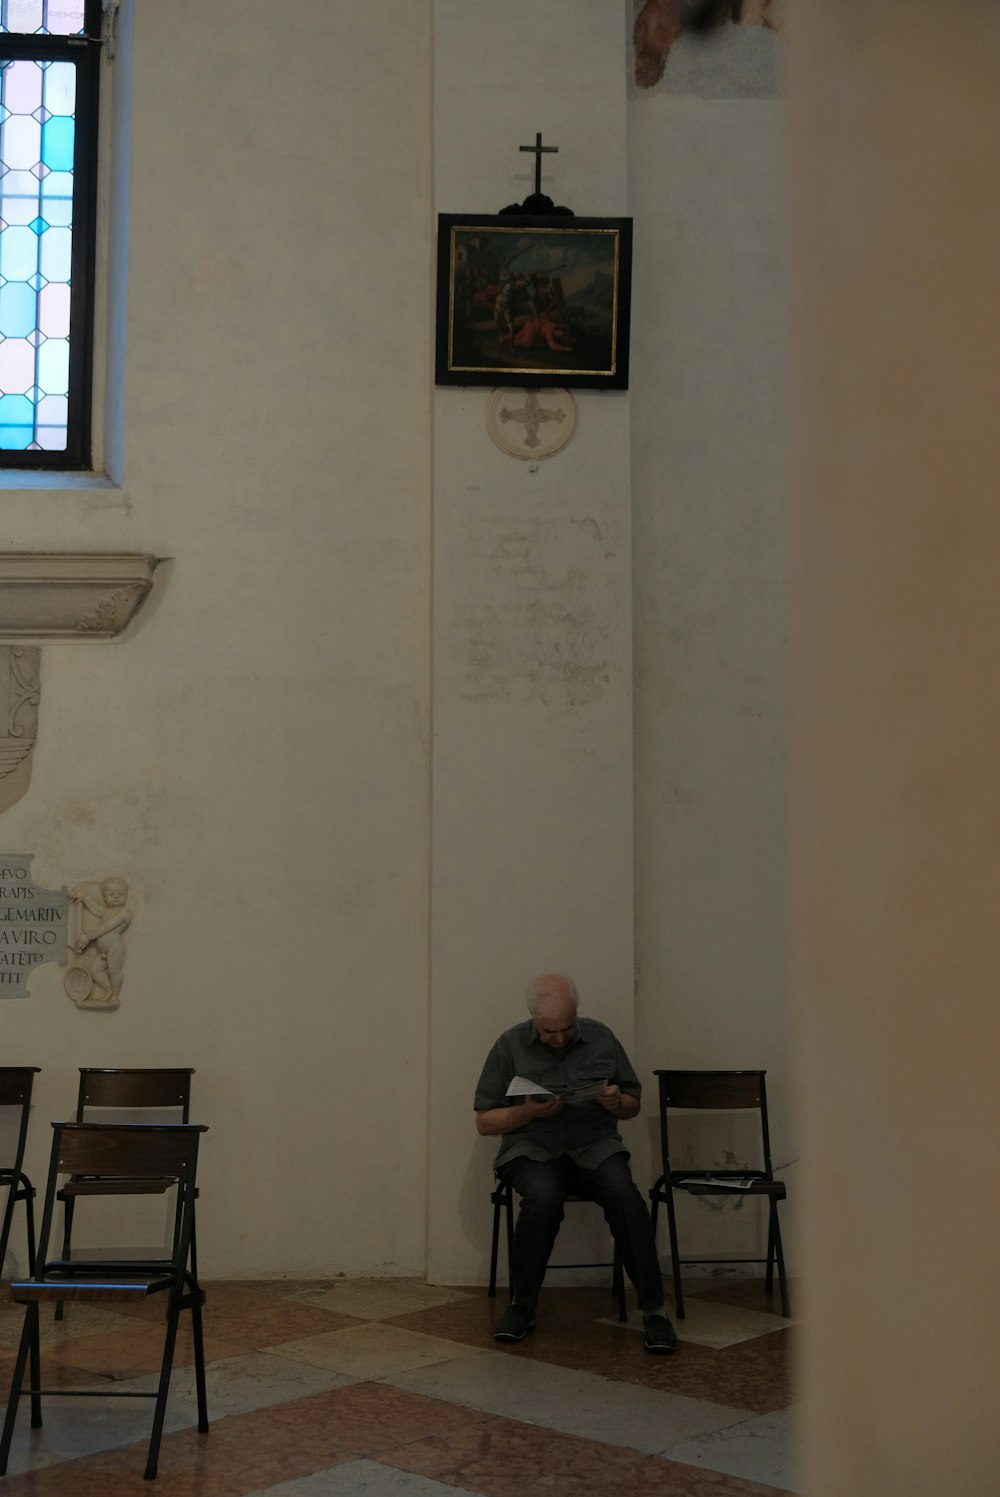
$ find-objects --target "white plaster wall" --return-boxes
[427,0,638,1285]
[629,64,793,1260]
[0,0,433,1277]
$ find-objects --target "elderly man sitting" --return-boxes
[474,973,677,1353]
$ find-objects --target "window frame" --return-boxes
[0,0,102,469]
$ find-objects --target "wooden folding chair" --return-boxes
[648,1069,791,1319]
[55,1068,196,1321]
[0,1121,208,1481]
[0,1068,40,1283]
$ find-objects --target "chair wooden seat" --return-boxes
[675,1175,786,1198]
[62,1176,177,1195]
[12,1276,177,1303]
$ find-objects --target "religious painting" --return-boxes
[435,215,633,390]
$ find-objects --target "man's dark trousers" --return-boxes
[497,1152,663,1314]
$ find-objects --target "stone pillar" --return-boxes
[427,0,633,1283]
[790,3,1000,1491]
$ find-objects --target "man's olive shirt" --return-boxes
[474,1017,642,1171]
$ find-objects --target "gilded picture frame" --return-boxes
[435,214,633,390]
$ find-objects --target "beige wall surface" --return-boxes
[630,73,792,1257]
[791,2,1000,1492]
[1,0,434,1277]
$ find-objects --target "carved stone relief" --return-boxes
[64,877,132,1010]
[0,647,40,814]
[486,387,576,461]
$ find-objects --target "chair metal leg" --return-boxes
[769,1202,790,1317]
[24,1188,36,1279]
[503,1189,515,1303]
[488,1189,502,1298]
[190,1292,210,1434]
[611,1246,627,1322]
[54,1194,75,1322]
[27,1302,41,1429]
[145,1298,182,1480]
[663,1185,686,1319]
[648,1178,661,1245]
[0,1302,40,1474]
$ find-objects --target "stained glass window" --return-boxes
[0,0,99,467]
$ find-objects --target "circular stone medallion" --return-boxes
[486,387,576,461]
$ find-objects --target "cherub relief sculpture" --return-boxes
[63,876,131,1010]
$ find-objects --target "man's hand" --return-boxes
[522,1094,566,1119]
[475,1094,564,1136]
[595,1084,640,1120]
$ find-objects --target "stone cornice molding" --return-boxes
[0,554,157,641]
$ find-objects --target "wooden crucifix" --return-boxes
[519,132,558,196]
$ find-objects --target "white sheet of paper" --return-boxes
[505,1075,555,1097]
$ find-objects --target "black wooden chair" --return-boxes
[648,1069,790,1319]
[55,1068,196,1320]
[0,1068,40,1284]
[488,1177,628,1322]
[0,1120,208,1482]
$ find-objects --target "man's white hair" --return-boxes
[525,973,579,1016]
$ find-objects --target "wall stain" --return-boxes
[462,599,612,708]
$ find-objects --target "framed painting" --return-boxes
[435,214,633,389]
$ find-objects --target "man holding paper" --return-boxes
[474,973,677,1353]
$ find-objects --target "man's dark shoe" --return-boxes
[643,1312,678,1354]
[494,1302,535,1342]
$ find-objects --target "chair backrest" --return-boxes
[0,1067,41,1174]
[34,1122,206,1273]
[75,1068,194,1119]
[654,1069,776,1177]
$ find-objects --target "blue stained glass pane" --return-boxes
[38,222,69,279]
[0,391,34,449]
[38,192,68,224]
[40,166,71,198]
[43,60,75,113]
[0,279,34,335]
[0,226,40,279]
[35,332,67,390]
[1,168,42,201]
[40,114,73,170]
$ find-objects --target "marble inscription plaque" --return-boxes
[0,854,66,999]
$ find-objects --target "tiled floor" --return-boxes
[0,1275,799,1494]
